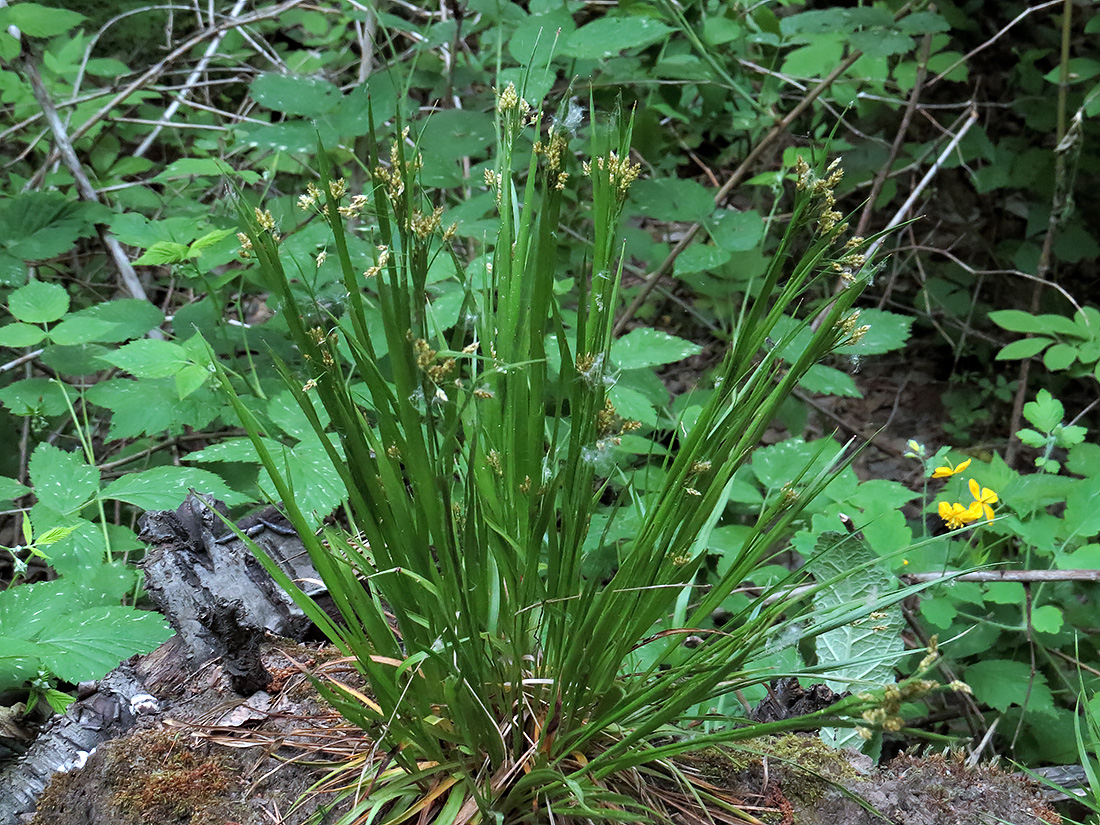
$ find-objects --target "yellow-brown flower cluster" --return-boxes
[582,150,641,199]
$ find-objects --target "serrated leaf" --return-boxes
[100,466,248,510]
[86,378,222,441]
[100,338,189,378]
[8,280,69,323]
[0,377,69,416]
[0,476,29,501]
[611,328,703,369]
[0,192,106,261]
[134,241,191,265]
[188,228,236,254]
[965,659,1055,714]
[29,443,100,513]
[36,606,171,683]
[799,364,861,397]
[66,299,164,342]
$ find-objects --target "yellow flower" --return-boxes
[938,500,982,530]
[968,479,998,521]
[932,457,971,478]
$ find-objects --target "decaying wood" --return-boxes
[0,494,326,825]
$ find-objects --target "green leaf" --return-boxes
[36,606,171,683]
[86,378,222,441]
[0,193,106,261]
[562,16,672,59]
[836,309,912,355]
[673,245,731,277]
[1023,389,1064,432]
[134,241,191,265]
[629,178,714,223]
[0,3,84,37]
[188,228,236,255]
[989,309,1049,334]
[0,377,69,416]
[1043,343,1078,371]
[965,659,1055,714]
[708,209,764,252]
[8,280,69,323]
[100,339,190,378]
[1030,604,1064,634]
[0,476,30,501]
[100,466,248,510]
[611,328,703,369]
[249,73,342,117]
[799,364,860,397]
[29,443,100,513]
[48,317,119,346]
[67,299,164,342]
[0,322,47,347]
[996,337,1052,360]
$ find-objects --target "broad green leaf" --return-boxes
[708,209,764,252]
[36,606,171,684]
[0,476,30,501]
[673,245,731,277]
[0,192,107,261]
[1030,604,1064,634]
[8,280,69,323]
[29,443,100,513]
[611,328,702,369]
[1043,342,1078,371]
[836,308,912,355]
[100,466,249,510]
[67,299,164,342]
[813,529,906,750]
[965,659,1055,714]
[996,337,1052,360]
[0,3,84,37]
[629,177,714,223]
[563,16,672,59]
[989,309,1049,334]
[86,378,222,441]
[0,377,69,416]
[100,338,190,378]
[0,322,47,347]
[799,364,860,397]
[48,317,119,345]
[250,73,341,117]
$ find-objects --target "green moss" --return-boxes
[104,729,251,825]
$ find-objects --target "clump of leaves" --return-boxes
[219,91,913,824]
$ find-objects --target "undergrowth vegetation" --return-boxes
[1,0,1100,819]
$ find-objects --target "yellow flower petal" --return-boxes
[933,457,971,478]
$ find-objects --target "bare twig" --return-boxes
[20,52,162,334]
[26,0,308,190]
[926,0,1064,88]
[133,0,249,158]
[864,106,979,263]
